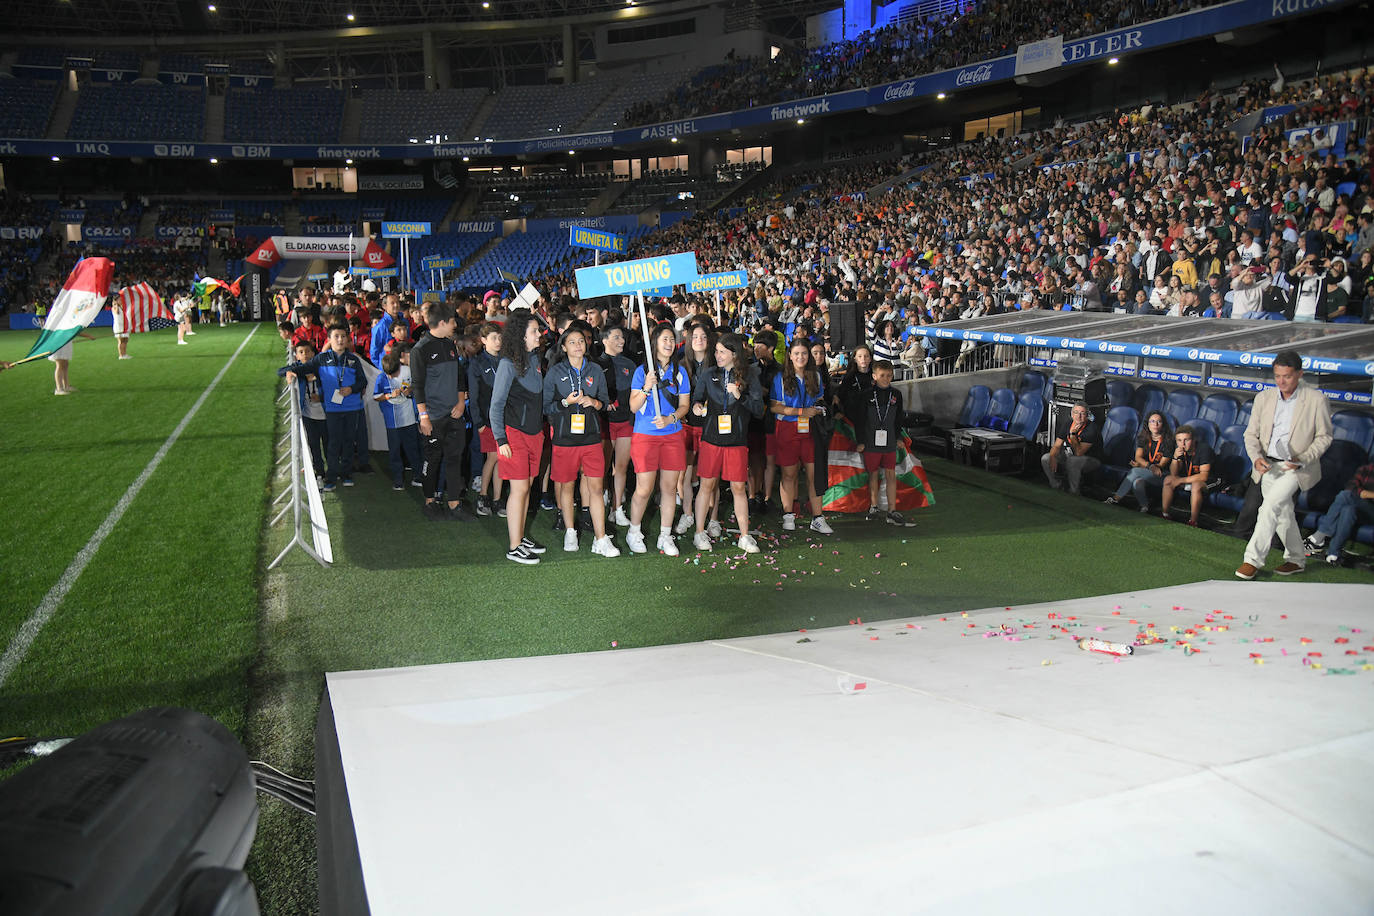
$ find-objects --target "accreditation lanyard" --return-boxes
[643,363,677,415]
[565,358,585,399]
[1147,437,1165,465]
[873,389,896,428]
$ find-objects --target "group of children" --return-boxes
[277,293,912,566]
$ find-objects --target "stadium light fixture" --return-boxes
[796,118,805,124]
[670,136,678,143]
[207,3,217,11]
[462,156,470,161]
[937,92,946,99]
[210,157,218,163]
[346,158,353,164]
[482,1,490,7]
[51,156,60,162]
[346,13,355,22]
[1108,57,1119,65]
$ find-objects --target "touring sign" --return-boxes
[574,251,698,299]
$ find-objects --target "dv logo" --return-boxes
[367,251,384,265]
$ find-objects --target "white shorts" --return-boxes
[47,342,74,362]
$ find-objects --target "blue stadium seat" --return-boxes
[1131,384,1165,418]
[1336,181,1357,199]
[987,388,1016,422]
[1331,410,1374,456]
[1235,398,1252,431]
[1196,394,1238,430]
[1164,389,1202,428]
[1105,379,1134,409]
[1208,423,1252,512]
[1298,439,1367,518]
[1184,418,1219,452]
[1008,390,1044,440]
[1100,405,1141,470]
[1019,370,1046,399]
[956,385,991,427]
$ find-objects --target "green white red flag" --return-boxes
[24,257,113,360]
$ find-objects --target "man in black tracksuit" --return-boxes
[411,302,471,521]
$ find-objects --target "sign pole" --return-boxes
[637,289,660,417]
[715,289,722,327]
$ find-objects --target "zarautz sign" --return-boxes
[0,0,1347,162]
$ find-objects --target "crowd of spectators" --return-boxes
[541,68,1370,372]
[625,0,1227,125]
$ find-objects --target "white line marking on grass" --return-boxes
[0,325,261,690]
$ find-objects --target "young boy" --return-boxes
[289,339,328,478]
[280,324,367,491]
[374,345,423,491]
[857,360,908,526]
[384,320,410,360]
[348,315,370,364]
[466,321,505,516]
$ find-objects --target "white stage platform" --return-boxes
[323,581,1374,915]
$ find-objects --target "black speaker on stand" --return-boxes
[829,301,864,354]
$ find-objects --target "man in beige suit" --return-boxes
[1237,350,1333,579]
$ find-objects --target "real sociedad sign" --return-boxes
[907,326,1374,377]
[574,251,699,299]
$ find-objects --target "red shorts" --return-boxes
[696,442,749,482]
[498,426,545,481]
[684,424,704,453]
[773,421,815,467]
[630,429,687,473]
[479,426,497,453]
[551,443,606,483]
[608,419,634,441]
[863,450,896,471]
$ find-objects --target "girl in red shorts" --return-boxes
[675,320,716,536]
[690,332,764,553]
[543,325,619,558]
[490,312,547,565]
[627,324,690,556]
[769,340,834,535]
[468,322,505,516]
[600,326,637,528]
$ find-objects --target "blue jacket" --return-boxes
[280,348,366,413]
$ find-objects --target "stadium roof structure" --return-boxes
[6,0,834,38]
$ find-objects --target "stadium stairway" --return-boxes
[283,202,302,235]
[137,207,159,240]
[587,180,629,217]
[459,235,502,273]
[340,97,362,143]
[205,94,225,143]
[46,82,78,140]
[437,196,468,233]
[464,92,501,140]
[711,164,774,211]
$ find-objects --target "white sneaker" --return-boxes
[674,513,695,535]
[782,513,796,531]
[657,532,680,556]
[693,531,712,551]
[706,518,722,538]
[177,340,189,345]
[592,535,621,558]
[118,354,131,360]
[614,506,632,527]
[564,529,579,552]
[186,331,196,335]
[626,528,647,554]
[809,516,834,535]
[737,534,760,553]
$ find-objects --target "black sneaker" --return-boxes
[475,495,492,517]
[496,499,508,518]
[423,501,447,521]
[553,513,567,532]
[520,536,546,554]
[540,494,556,511]
[506,545,540,565]
[1302,536,1324,558]
[446,503,474,522]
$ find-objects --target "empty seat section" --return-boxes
[956,385,991,427]
[1330,410,1374,457]
[1008,390,1044,440]
[1018,370,1045,399]
[1105,379,1134,409]
[986,388,1015,421]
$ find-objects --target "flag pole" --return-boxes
[637,289,660,418]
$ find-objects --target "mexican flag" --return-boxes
[24,257,114,360]
[821,415,936,514]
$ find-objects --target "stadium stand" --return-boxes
[471,172,610,220]
[476,76,616,140]
[224,87,343,143]
[0,78,59,138]
[68,84,206,141]
[358,88,487,143]
[453,224,653,290]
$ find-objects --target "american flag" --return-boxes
[117,282,176,332]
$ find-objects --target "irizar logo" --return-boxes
[1364,361,1374,376]
[1240,352,1253,365]
[882,81,917,102]
[1187,349,1199,360]
[1303,357,1341,372]
[955,64,994,87]
[1097,341,1128,354]
[1026,336,1050,346]
[769,99,831,121]
[993,333,1017,343]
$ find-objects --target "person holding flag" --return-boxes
[14,258,114,395]
[112,280,176,359]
